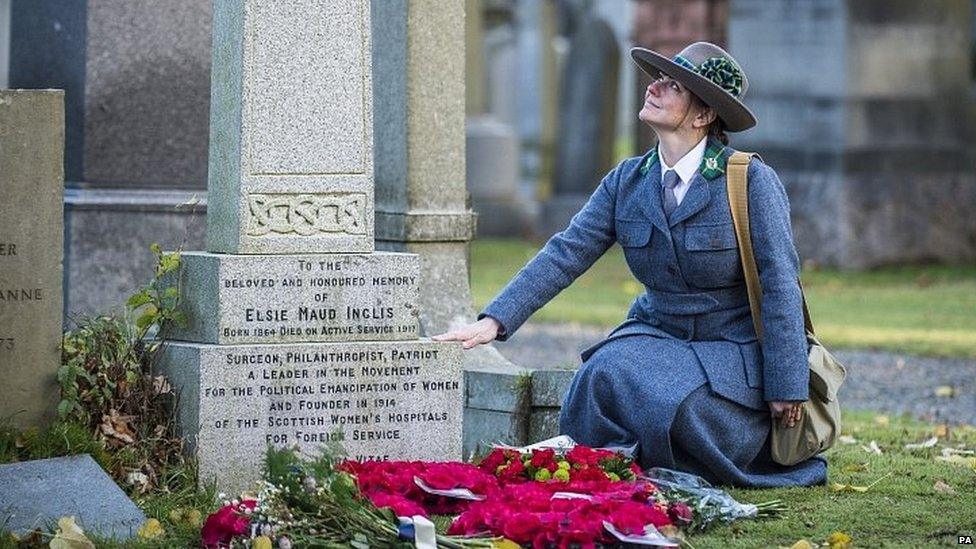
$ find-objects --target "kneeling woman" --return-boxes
[435,42,826,487]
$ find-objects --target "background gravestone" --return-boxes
[7,0,211,317]
[541,6,619,237]
[0,90,64,429]
[0,455,146,540]
[729,0,976,267]
[158,0,464,493]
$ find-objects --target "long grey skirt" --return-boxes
[558,334,828,488]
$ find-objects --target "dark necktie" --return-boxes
[661,169,680,218]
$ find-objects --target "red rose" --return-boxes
[630,462,643,477]
[478,448,514,474]
[668,501,693,525]
[529,448,556,469]
[498,458,526,483]
[201,500,256,548]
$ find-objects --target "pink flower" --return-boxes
[668,501,693,526]
[369,492,428,518]
[201,500,257,548]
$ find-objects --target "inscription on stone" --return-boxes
[160,340,463,492]
[169,252,420,345]
[0,91,64,429]
[247,193,368,237]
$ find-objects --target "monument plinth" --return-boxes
[158,0,463,493]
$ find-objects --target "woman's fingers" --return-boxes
[432,319,499,349]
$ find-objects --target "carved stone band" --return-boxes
[246,193,368,236]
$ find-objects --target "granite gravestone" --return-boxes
[0,455,146,540]
[157,0,463,493]
[0,90,64,429]
[542,10,619,237]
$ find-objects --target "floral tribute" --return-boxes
[199,443,717,548]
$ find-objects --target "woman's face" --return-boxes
[638,72,702,133]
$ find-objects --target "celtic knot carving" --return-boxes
[246,193,367,236]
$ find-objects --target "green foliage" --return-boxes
[53,244,187,492]
[470,238,976,358]
[127,243,187,341]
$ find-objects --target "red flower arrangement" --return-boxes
[336,445,685,547]
[201,499,257,548]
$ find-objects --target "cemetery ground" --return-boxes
[0,241,973,547]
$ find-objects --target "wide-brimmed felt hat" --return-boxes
[631,41,757,132]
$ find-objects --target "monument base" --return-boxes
[157,339,463,493]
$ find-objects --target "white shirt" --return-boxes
[658,136,708,206]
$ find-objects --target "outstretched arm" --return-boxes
[434,161,624,347]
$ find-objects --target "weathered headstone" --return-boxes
[729,0,976,267]
[0,455,146,540]
[158,0,463,493]
[0,90,64,429]
[8,1,212,316]
[542,10,619,237]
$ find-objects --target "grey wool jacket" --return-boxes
[480,135,810,407]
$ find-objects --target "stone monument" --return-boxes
[158,0,463,493]
[0,90,64,429]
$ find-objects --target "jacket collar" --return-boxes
[638,134,729,181]
[637,135,731,229]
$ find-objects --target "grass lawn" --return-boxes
[470,239,976,359]
[688,410,976,548]
[5,412,973,548]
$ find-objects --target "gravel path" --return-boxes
[494,322,976,425]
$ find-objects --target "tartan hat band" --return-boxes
[672,54,744,98]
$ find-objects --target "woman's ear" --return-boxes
[694,107,717,129]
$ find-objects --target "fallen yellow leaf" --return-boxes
[933,480,956,494]
[827,531,853,549]
[830,482,869,493]
[185,509,203,527]
[934,385,955,397]
[789,540,814,549]
[934,424,950,438]
[831,472,893,493]
[253,536,273,549]
[137,518,164,540]
[874,415,890,427]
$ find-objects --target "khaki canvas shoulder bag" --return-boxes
[726,151,848,466]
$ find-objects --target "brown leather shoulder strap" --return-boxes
[726,151,815,341]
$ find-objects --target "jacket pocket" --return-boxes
[681,222,741,288]
[684,222,737,251]
[615,220,653,247]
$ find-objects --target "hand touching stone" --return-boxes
[431,317,501,349]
